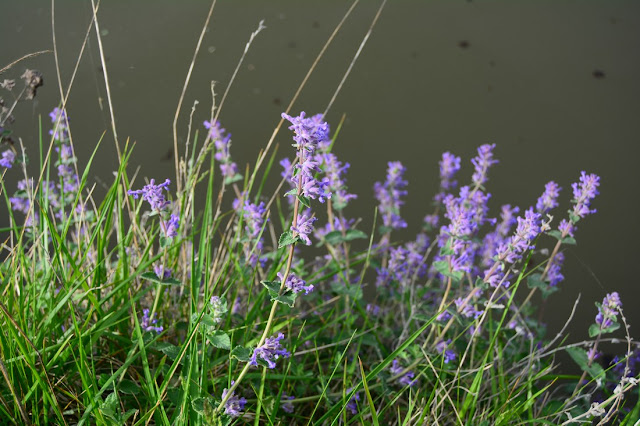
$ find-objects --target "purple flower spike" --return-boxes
[153,263,171,280]
[281,393,295,414]
[140,309,163,334]
[439,152,461,192]
[390,359,418,387]
[345,387,361,415]
[0,150,15,168]
[595,292,622,329]
[49,107,70,141]
[128,179,171,212]
[435,339,457,364]
[222,381,247,418]
[278,272,314,295]
[374,161,408,230]
[536,181,561,214]
[471,143,498,187]
[163,214,180,238]
[281,112,330,153]
[291,211,317,246]
[249,333,290,369]
[547,251,565,287]
[571,171,600,220]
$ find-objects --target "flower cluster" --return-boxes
[280,394,295,414]
[140,309,163,334]
[234,199,267,267]
[0,149,15,168]
[595,292,622,329]
[278,272,314,295]
[558,171,600,237]
[128,178,179,238]
[435,152,461,201]
[374,161,408,231]
[209,296,227,324]
[249,333,290,369]
[536,181,561,214]
[345,387,361,415]
[221,381,247,418]
[435,339,457,364]
[471,143,498,187]
[390,359,417,387]
[204,119,240,181]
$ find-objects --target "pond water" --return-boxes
[2,1,640,349]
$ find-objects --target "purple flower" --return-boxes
[221,381,247,418]
[153,263,171,280]
[435,340,457,364]
[455,297,483,319]
[480,204,519,267]
[558,218,574,238]
[571,172,600,220]
[205,119,240,179]
[128,178,172,212]
[249,333,290,369]
[140,309,163,334]
[536,181,561,214]
[240,200,266,239]
[281,112,330,154]
[547,251,565,287]
[595,292,622,329]
[366,304,381,316]
[471,143,498,187]
[278,272,314,295]
[439,152,461,192]
[315,152,356,209]
[49,107,70,141]
[345,387,360,415]
[390,359,417,387]
[281,393,295,414]
[163,214,180,238]
[0,150,15,168]
[291,211,317,246]
[374,161,408,230]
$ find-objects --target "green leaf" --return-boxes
[330,281,363,300]
[118,380,141,395]
[191,396,213,415]
[563,237,577,245]
[230,345,252,362]
[324,229,368,246]
[439,238,455,256]
[278,230,299,248]
[207,331,231,350]
[297,195,311,208]
[223,173,243,185]
[159,236,173,248]
[547,230,563,241]
[433,260,463,281]
[191,313,217,328]
[271,291,298,307]
[588,322,620,338]
[155,342,181,361]
[284,188,297,197]
[566,347,605,381]
[261,280,281,296]
[527,273,559,298]
[140,272,181,286]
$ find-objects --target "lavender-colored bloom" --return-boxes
[291,211,317,246]
[315,152,356,209]
[439,152,461,191]
[0,150,15,168]
[536,181,561,214]
[587,347,600,363]
[423,213,439,229]
[558,218,574,238]
[494,209,541,265]
[436,310,452,322]
[49,107,70,141]
[366,303,381,316]
[281,112,330,154]
[209,296,227,323]
[128,178,171,212]
[240,200,266,239]
[205,120,240,179]
[595,292,622,329]
[471,143,498,187]
[221,381,247,418]
[153,263,171,280]
[480,204,519,267]
[140,309,163,334]
[374,161,408,230]
[390,359,417,387]
[249,333,290,369]
[455,297,483,319]
[281,393,295,414]
[547,251,565,287]
[435,339,457,364]
[278,272,314,295]
[571,172,600,219]
[345,387,360,415]
[163,214,180,238]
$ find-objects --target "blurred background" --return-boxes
[2,1,639,361]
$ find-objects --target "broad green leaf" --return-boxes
[324,229,368,246]
[207,331,231,350]
[278,230,299,248]
[230,345,252,362]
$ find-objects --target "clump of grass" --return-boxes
[1,6,639,426]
